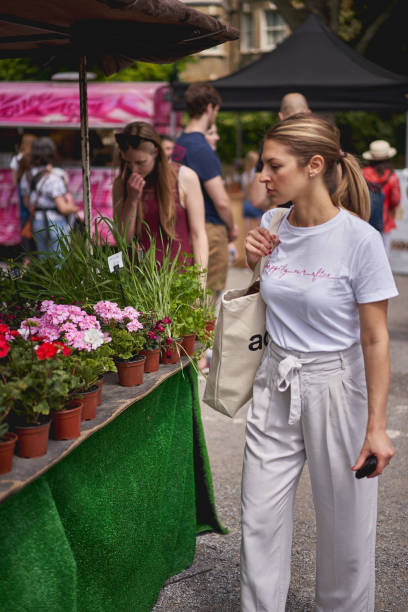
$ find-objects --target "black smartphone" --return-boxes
[355,454,377,479]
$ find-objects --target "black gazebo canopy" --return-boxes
[173,14,408,113]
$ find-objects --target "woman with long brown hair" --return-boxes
[113,121,208,269]
[241,115,397,611]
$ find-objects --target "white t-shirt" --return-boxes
[260,207,398,352]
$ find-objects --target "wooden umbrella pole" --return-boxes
[79,55,92,236]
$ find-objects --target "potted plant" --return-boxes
[0,328,18,472]
[1,321,75,457]
[171,306,202,356]
[93,301,146,386]
[19,300,114,421]
[66,345,115,420]
[139,313,171,372]
[159,334,183,365]
[0,412,17,474]
[169,263,214,357]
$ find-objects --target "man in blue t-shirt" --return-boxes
[175,82,238,297]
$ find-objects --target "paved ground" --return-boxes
[153,267,408,612]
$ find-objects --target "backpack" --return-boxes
[367,182,384,233]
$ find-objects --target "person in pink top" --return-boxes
[362,140,401,254]
[113,121,208,270]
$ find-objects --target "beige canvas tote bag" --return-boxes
[203,208,287,417]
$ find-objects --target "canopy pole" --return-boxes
[79,56,92,235]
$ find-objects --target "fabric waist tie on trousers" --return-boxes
[265,340,363,425]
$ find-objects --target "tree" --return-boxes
[0,55,195,83]
[271,0,407,74]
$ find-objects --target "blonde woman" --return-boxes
[113,121,207,270]
[242,116,397,611]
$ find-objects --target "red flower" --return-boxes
[30,334,45,342]
[162,317,172,325]
[0,337,10,358]
[50,341,71,357]
[36,342,58,360]
[166,337,173,345]
[8,330,19,338]
[0,323,10,334]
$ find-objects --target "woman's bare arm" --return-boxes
[180,166,208,272]
[353,300,395,477]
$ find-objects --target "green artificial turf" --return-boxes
[0,366,225,612]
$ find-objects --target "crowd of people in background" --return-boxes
[1,86,401,276]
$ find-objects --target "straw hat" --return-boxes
[362,140,397,160]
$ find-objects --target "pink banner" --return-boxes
[0,82,174,128]
[0,170,20,245]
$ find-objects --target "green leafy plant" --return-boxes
[138,312,171,351]
[108,327,145,362]
[67,344,115,394]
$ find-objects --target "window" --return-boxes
[262,9,288,50]
[241,12,254,51]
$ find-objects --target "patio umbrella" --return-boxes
[0,0,239,232]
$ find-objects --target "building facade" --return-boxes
[180,1,290,82]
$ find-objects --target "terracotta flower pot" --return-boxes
[140,348,160,373]
[0,432,18,474]
[116,356,146,386]
[95,375,104,406]
[160,340,181,365]
[181,334,196,356]
[52,401,83,440]
[15,421,51,458]
[78,385,99,421]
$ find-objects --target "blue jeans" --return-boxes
[32,213,70,256]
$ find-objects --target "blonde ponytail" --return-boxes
[265,116,371,222]
[333,153,370,221]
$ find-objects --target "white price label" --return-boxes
[108,252,124,273]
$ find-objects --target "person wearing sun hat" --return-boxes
[362,140,401,254]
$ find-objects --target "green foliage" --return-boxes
[216,111,279,164]
[96,58,195,83]
[169,262,209,340]
[0,55,196,83]
[0,58,54,81]
[108,327,145,361]
[215,109,405,169]
[0,267,21,306]
[138,312,170,350]
[14,217,215,359]
[16,225,120,305]
[68,344,115,394]
[336,111,405,166]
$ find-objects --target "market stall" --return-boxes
[0,4,239,610]
[0,360,224,612]
[0,80,183,251]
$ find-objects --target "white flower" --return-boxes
[83,328,105,350]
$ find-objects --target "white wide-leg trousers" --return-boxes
[241,341,378,612]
